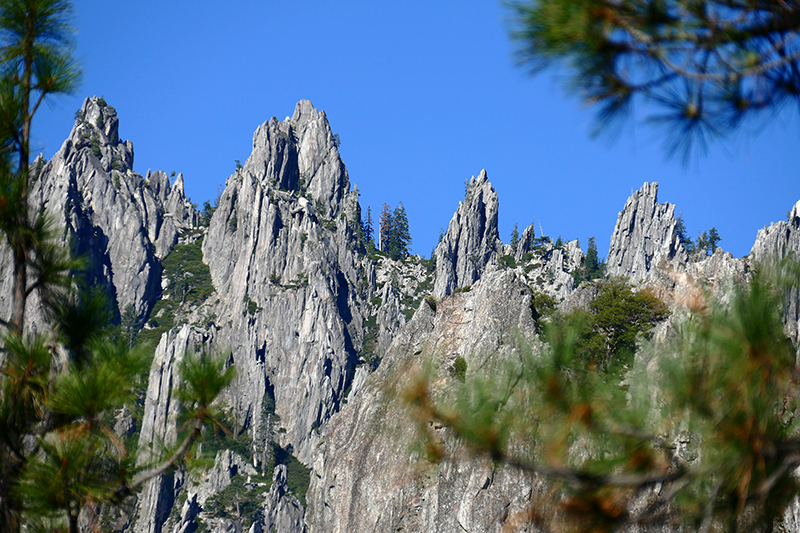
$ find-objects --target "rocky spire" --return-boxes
[606,182,687,281]
[433,170,501,298]
[0,96,198,327]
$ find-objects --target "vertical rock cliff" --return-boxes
[200,100,365,464]
[133,100,407,533]
[306,269,539,533]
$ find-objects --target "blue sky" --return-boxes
[34,1,799,259]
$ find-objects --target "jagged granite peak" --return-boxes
[0,96,197,327]
[245,99,348,218]
[606,182,687,282]
[751,199,800,345]
[306,269,538,532]
[434,169,501,298]
[201,101,373,468]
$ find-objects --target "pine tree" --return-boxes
[362,206,374,245]
[675,212,695,255]
[389,202,411,260]
[708,227,722,254]
[508,0,800,160]
[0,0,81,335]
[510,223,520,249]
[584,236,604,281]
[379,203,392,253]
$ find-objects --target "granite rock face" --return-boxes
[200,100,368,466]
[434,170,501,298]
[751,200,800,263]
[306,269,539,533]
[131,101,418,533]
[135,325,215,533]
[0,96,197,328]
[606,182,687,282]
[751,200,800,344]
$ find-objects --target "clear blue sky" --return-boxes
[34,1,799,259]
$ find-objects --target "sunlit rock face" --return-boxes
[434,169,501,298]
[306,268,539,533]
[606,182,687,282]
[0,96,198,330]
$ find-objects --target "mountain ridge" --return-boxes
[5,96,800,533]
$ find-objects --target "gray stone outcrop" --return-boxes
[434,170,501,298]
[260,466,306,533]
[200,100,367,466]
[305,269,538,533]
[135,325,216,533]
[751,199,800,344]
[606,182,687,282]
[0,96,198,329]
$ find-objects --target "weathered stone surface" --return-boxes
[260,466,306,533]
[0,96,197,329]
[135,325,215,533]
[750,199,800,344]
[513,223,536,263]
[434,170,501,298]
[200,100,369,468]
[751,200,800,263]
[305,269,538,533]
[131,100,424,533]
[606,182,687,282]
[515,239,583,301]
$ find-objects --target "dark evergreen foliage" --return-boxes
[388,201,411,259]
[675,212,695,255]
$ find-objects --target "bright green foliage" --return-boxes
[498,254,517,270]
[401,263,800,531]
[507,0,800,160]
[583,237,603,280]
[175,351,236,419]
[567,277,667,372]
[5,293,146,532]
[530,290,556,324]
[377,202,412,259]
[162,239,214,305]
[449,356,467,383]
[1,287,234,533]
